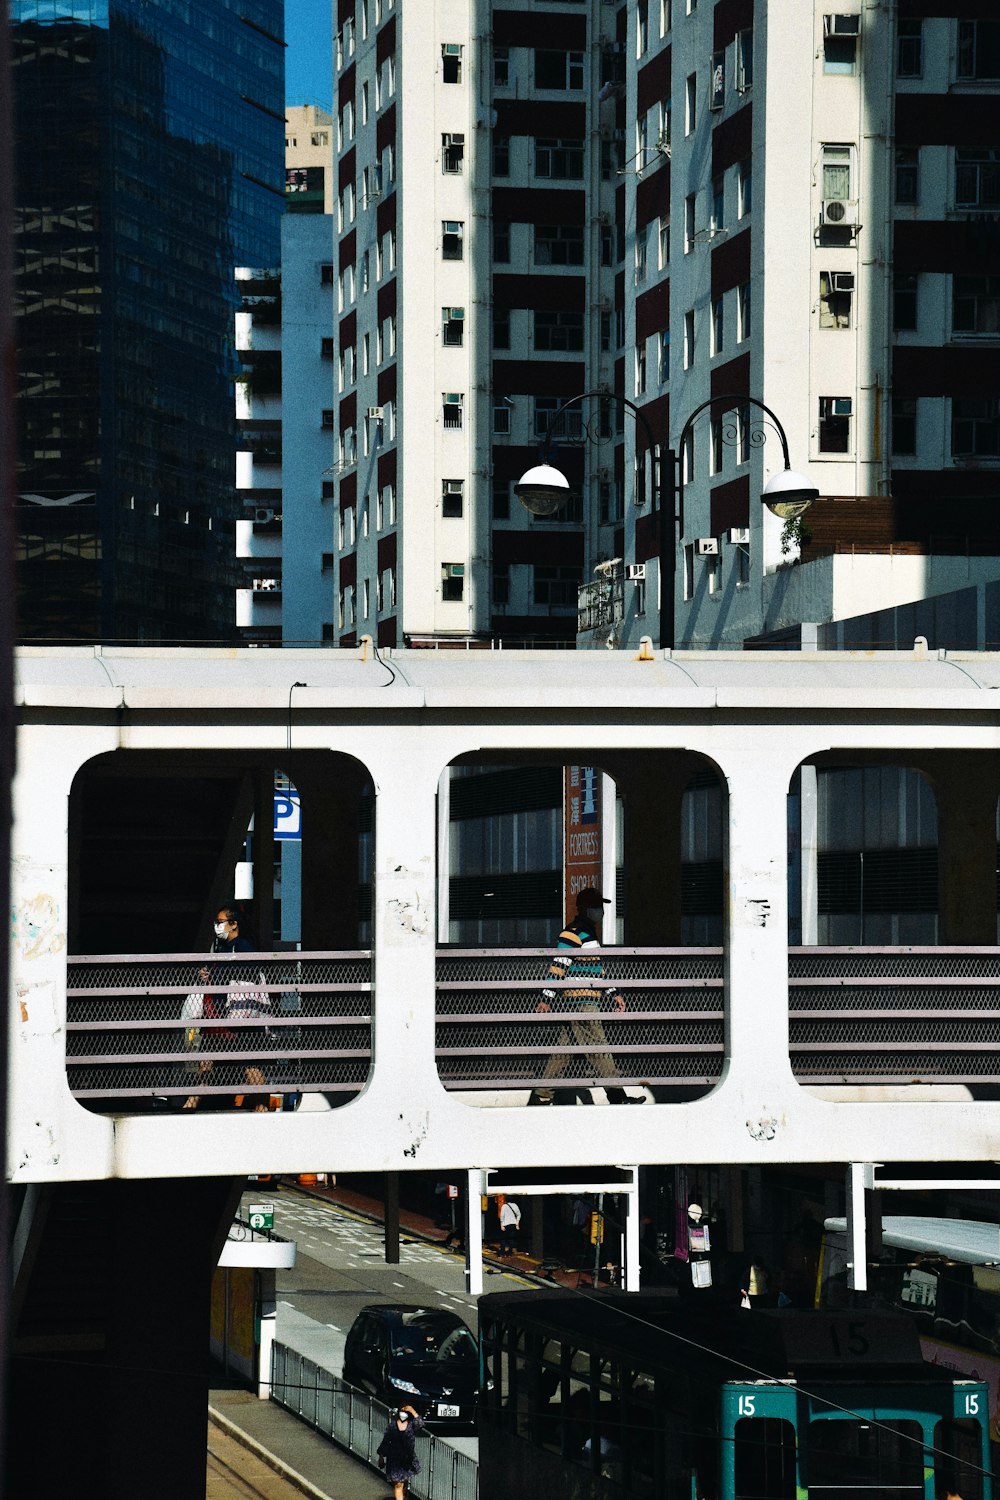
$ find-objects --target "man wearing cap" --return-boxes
[529,887,641,1105]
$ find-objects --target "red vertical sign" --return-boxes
[564,766,602,921]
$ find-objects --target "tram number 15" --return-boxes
[738,1395,756,1417]
[964,1393,981,1416]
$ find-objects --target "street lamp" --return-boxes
[515,391,817,649]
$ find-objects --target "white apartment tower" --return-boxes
[335,1,1000,652]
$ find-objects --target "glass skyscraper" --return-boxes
[12,0,284,641]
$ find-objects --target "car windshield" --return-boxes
[390,1316,476,1362]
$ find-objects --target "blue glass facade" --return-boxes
[13,0,284,640]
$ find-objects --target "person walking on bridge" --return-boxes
[529,888,642,1106]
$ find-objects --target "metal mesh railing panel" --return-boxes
[65,951,372,1107]
[435,948,724,1096]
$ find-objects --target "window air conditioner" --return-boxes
[821,199,858,227]
[696,537,719,555]
[444,392,463,405]
[443,42,462,55]
[831,271,856,292]
[366,406,384,420]
[728,527,750,545]
[824,13,860,35]
[444,133,465,147]
[253,507,276,524]
[625,563,646,580]
[449,306,465,320]
[444,220,462,234]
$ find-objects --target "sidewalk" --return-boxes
[210,1388,387,1500]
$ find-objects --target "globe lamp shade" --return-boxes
[762,469,819,520]
[514,464,572,518]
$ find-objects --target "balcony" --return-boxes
[578,566,624,635]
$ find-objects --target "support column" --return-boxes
[723,750,797,1096]
[931,756,1000,945]
[384,1172,400,1265]
[465,1170,484,1295]
[846,1162,873,1292]
[623,1169,641,1291]
[799,764,819,946]
[606,753,702,945]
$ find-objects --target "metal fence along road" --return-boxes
[62,946,1000,1107]
[270,1343,479,1500]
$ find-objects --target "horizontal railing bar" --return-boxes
[791,1009,1000,1021]
[793,1073,996,1084]
[789,945,1000,956]
[437,947,724,958]
[435,1011,724,1024]
[790,1041,1000,1054]
[66,984,372,998]
[435,1045,724,1057]
[434,979,723,991]
[70,1082,364,1098]
[788,977,1000,989]
[69,1048,373,1066]
[441,1078,717,1090]
[66,1016,372,1031]
[67,950,374,965]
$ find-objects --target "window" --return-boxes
[711,297,724,355]
[658,328,670,382]
[600,311,612,352]
[320,262,335,286]
[322,480,335,500]
[738,158,752,218]
[682,429,695,483]
[635,232,648,284]
[599,477,623,524]
[442,480,464,517]
[494,45,509,86]
[892,398,917,456]
[535,138,585,179]
[493,307,511,349]
[952,397,1000,458]
[658,216,670,268]
[340,427,358,466]
[360,249,370,293]
[711,176,725,233]
[737,406,750,463]
[493,136,510,176]
[897,17,922,76]
[821,143,853,200]
[493,221,511,262]
[819,270,854,328]
[535,224,584,266]
[659,97,672,149]
[636,342,647,395]
[703,52,722,114]
[535,397,583,440]
[895,148,919,204]
[661,0,672,33]
[736,27,753,90]
[442,306,465,346]
[441,563,465,601]
[321,336,334,360]
[493,401,512,435]
[601,136,625,180]
[637,113,649,169]
[954,275,1000,336]
[535,50,584,89]
[442,134,465,173]
[685,73,697,134]
[493,478,510,519]
[955,148,1000,209]
[492,564,510,605]
[535,310,584,351]
[442,220,464,259]
[442,393,464,429]
[534,565,581,606]
[339,344,356,387]
[958,20,1000,80]
[322,408,335,428]
[684,308,695,368]
[819,396,852,453]
[311,130,329,147]
[361,81,369,124]
[362,578,370,619]
[362,332,370,375]
[893,273,917,331]
[442,43,463,83]
[685,193,696,252]
[637,0,648,56]
[600,224,614,266]
[823,15,859,74]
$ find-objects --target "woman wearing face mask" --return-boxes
[182,907,269,1111]
[376,1403,424,1500]
[528,887,643,1107]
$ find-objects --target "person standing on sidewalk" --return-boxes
[529,888,641,1106]
[377,1404,424,1500]
[498,1196,522,1257]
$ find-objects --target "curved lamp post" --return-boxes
[515,391,818,648]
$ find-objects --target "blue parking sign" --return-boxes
[274,793,301,841]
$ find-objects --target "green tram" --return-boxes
[477,1292,992,1500]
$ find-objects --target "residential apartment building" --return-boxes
[12,0,284,643]
[326,1,997,653]
[236,105,336,646]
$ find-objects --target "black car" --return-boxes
[342,1304,482,1427]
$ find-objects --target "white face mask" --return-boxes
[214,921,229,938]
[584,907,604,924]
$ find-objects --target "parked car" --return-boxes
[342,1304,482,1427]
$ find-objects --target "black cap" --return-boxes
[576,887,610,908]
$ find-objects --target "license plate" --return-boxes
[436,1403,460,1417]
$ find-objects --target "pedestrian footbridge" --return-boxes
[12,643,1000,1185]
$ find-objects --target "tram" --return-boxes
[477,1291,992,1500]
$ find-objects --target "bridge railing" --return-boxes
[64,950,372,1107]
[63,945,1000,1108]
